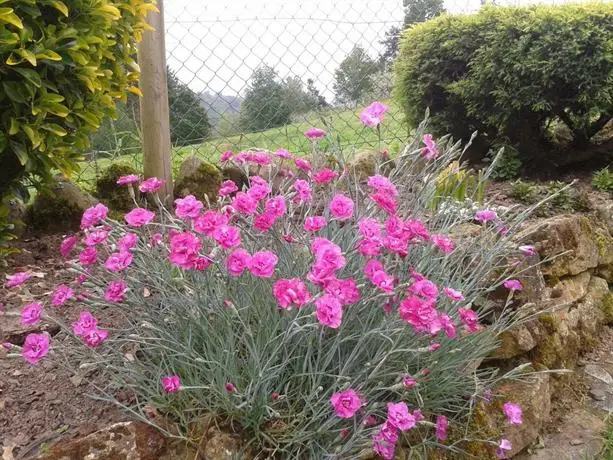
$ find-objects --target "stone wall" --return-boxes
[483,209,613,457]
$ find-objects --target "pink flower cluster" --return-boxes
[372,402,424,459]
[72,312,108,348]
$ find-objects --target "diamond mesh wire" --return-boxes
[77,0,584,186]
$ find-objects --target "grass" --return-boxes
[74,102,409,190]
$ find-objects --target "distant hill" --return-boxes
[199,92,242,128]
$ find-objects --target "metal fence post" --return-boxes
[138,0,173,202]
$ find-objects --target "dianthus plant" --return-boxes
[7,110,537,458]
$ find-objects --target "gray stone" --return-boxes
[588,388,606,401]
[584,364,613,385]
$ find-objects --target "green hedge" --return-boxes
[394,3,613,159]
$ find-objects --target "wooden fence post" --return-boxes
[138,0,173,202]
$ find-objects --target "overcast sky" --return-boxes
[163,0,577,100]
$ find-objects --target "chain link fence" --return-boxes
[77,0,582,187]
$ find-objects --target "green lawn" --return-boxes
[75,102,409,190]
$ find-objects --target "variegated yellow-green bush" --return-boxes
[0,0,155,256]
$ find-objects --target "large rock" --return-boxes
[478,369,551,458]
[37,421,167,460]
[96,163,139,211]
[346,151,395,182]
[520,215,613,279]
[174,156,222,203]
[27,175,97,232]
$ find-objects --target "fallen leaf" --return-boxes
[143,287,151,298]
[124,353,135,362]
[29,272,46,279]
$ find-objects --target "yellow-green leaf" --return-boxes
[126,86,142,97]
[98,4,121,18]
[17,48,37,66]
[43,102,69,117]
[49,0,68,17]
[8,118,19,135]
[6,52,22,65]
[41,123,68,136]
[0,8,23,29]
[36,50,62,61]
[21,125,41,148]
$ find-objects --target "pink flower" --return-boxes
[150,233,163,247]
[194,210,228,236]
[274,148,292,159]
[77,274,88,285]
[5,271,31,288]
[431,234,454,253]
[330,389,362,418]
[367,175,398,197]
[458,308,480,333]
[503,402,522,425]
[139,177,164,193]
[364,259,384,281]
[72,311,98,336]
[387,402,416,431]
[22,333,49,365]
[304,127,326,139]
[249,251,278,278]
[369,192,398,215]
[231,192,258,215]
[357,239,381,257]
[422,134,439,160]
[169,231,202,269]
[21,302,42,326]
[435,415,448,441]
[503,279,522,291]
[312,238,346,275]
[373,424,398,460]
[360,101,389,127]
[226,249,251,276]
[175,195,204,219]
[271,392,280,400]
[475,209,498,223]
[264,196,286,218]
[220,150,233,162]
[212,225,241,249]
[119,233,139,252]
[293,179,312,203]
[443,287,464,301]
[399,296,441,334]
[329,194,354,220]
[371,270,395,293]
[60,235,78,258]
[104,280,128,303]
[104,251,133,272]
[440,313,457,338]
[409,279,439,300]
[496,439,512,459]
[324,278,360,306]
[193,256,211,271]
[272,278,311,309]
[254,213,276,232]
[519,245,536,256]
[248,177,272,201]
[80,204,108,229]
[313,168,338,185]
[404,219,430,242]
[52,285,74,307]
[403,374,417,388]
[304,216,327,232]
[161,375,181,393]
[219,180,239,197]
[117,174,140,185]
[84,229,108,246]
[358,217,382,239]
[79,247,98,266]
[294,158,312,173]
[83,328,108,348]
[124,208,155,227]
[225,382,236,392]
[315,294,343,328]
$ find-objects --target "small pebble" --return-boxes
[569,439,584,446]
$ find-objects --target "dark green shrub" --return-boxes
[96,163,139,211]
[394,3,613,160]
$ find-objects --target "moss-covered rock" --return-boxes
[2,194,26,237]
[346,151,396,182]
[27,175,97,233]
[95,163,139,211]
[174,156,222,203]
[221,166,248,192]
